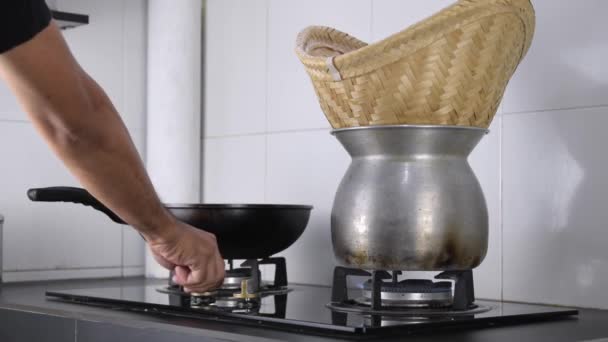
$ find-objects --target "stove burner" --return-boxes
[226,267,252,277]
[328,267,479,320]
[358,279,453,308]
[213,297,259,310]
[165,281,262,311]
[327,300,491,317]
[223,268,254,289]
[190,292,216,307]
[189,291,260,310]
[160,257,290,313]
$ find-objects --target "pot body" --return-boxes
[331,125,488,270]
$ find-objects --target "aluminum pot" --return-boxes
[331,125,488,271]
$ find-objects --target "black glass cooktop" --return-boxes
[46,284,578,338]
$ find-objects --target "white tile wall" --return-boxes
[502,0,608,113]
[204,0,268,137]
[0,123,122,271]
[123,0,148,137]
[499,0,608,309]
[122,266,145,277]
[123,227,145,268]
[203,135,266,203]
[0,0,147,281]
[0,82,21,121]
[59,0,126,127]
[503,107,608,309]
[266,0,372,132]
[266,130,350,285]
[468,117,502,300]
[2,268,123,283]
[204,0,608,309]
[371,0,453,40]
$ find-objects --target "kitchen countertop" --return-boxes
[1,277,608,342]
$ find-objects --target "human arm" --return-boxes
[0,20,224,292]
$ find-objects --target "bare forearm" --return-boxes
[33,81,174,239]
[1,10,224,291]
[0,23,174,241]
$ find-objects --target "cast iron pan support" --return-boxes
[260,257,288,288]
[435,269,475,310]
[371,270,392,311]
[241,257,288,318]
[330,267,391,327]
[370,270,392,327]
[392,270,401,283]
[240,259,260,295]
[331,267,370,303]
[330,267,370,326]
[240,257,289,294]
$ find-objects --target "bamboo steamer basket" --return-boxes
[295,0,535,129]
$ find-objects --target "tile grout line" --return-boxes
[369,0,374,40]
[141,0,149,167]
[203,100,608,149]
[502,103,608,116]
[263,0,270,203]
[264,135,269,202]
[3,266,139,273]
[121,228,125,278]
[0,118,30,124]
[499,114,504,302]
[120,0,127,279]
[200,0,207,202]
[206,127,330,140]
[261,0,270,277]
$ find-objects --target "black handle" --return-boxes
[27,186,126,224]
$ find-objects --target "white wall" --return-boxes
[0,0,147,282]
[500,0,608,309]
[204,0,608,309]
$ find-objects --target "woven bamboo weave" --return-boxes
[295,0,535,129]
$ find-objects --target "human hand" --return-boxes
[146,220,225,293]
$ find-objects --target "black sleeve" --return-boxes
[0,0,52,54]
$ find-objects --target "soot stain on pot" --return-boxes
[344,249,369,267]
[345,251,413,270]
[343,249,391,269]
[342,226,482,269]
[430,227,481,269]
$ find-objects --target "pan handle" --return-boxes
[27,186,126,224]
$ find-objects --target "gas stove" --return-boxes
[157,257,289,314]
[46,260,578,338]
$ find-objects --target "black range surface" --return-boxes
[46,281,577,339]
[2,277,608,342]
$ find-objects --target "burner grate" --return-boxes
[329,267,477,314]
[161,257,290,315]
[327,300,492,317]
[362,279,452,293]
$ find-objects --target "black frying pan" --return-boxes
[27,187,312,260]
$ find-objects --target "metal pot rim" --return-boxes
[330,124,489,135]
